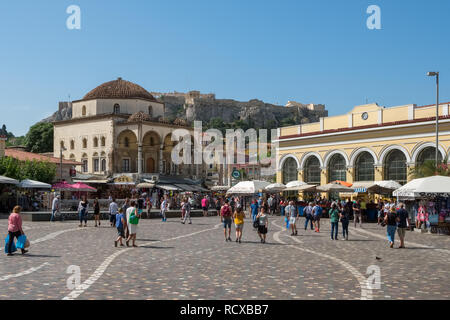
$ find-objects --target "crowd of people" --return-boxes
[5,191,415,256]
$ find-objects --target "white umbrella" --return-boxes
[19,179,51,189]
[285,180,307,188]
[265,183,286,192]
[0,175,19,185]
[374,180,402,190]
[210,186,229,191]
[227,180,270,195]
[284,184,317,192]
[393,175,450,199]
[317,181,354,193]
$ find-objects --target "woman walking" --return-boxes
[256,207,269,243]
[6,206,28,256]
[329,203,340,240]
[233,206,245,243]
[126,200,141,247]
[78,196,89,227]
[385,206,398,248]
[93,198,101,227]
[340,202,350,240]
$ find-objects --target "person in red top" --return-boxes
[201,196,209,217]
[6,206,28,256]
[220,199,233,242]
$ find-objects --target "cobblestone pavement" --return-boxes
[0,216,449,300]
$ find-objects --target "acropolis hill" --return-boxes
[42,90,328,129]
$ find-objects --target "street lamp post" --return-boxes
[427,71,440,167]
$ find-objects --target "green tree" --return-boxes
[411,159,450,179]
[24,122,53,153]
[0,157,56,183]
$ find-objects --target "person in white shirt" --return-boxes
[160,195,168,222]
[285,201,298,236]
[50,195,60,222]
[109,199,119,227]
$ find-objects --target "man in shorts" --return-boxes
[286,200,298,236]
[312,202,322,232]
[353,200,362,228]
[221,199,233,242]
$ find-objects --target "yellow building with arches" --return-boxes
[275,102,450,187]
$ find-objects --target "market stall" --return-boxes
[393,175,450,234]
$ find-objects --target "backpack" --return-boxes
[129,208,140,225]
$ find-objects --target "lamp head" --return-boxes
[427,72,438,77]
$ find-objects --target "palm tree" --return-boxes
[412,156,450,178]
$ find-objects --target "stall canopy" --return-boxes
[284,184,317,192]
[317,181,354,193]
[0,175,19,185]
[19,179,51,189]
[227,180,270,195]
[136,182,155,189]
[70,182,97,192]
[52,181,75,190]
[285,180,307,188]
[352,180,402,194]
[265,183,286,192]
[156,184,181,191]
[210,186,229,191]
[393,175,450,200]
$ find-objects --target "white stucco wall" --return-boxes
[72,99,164,119]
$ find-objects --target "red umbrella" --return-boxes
[70,182,97,192]
[52,181,75,190]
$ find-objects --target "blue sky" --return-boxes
[1,0,449,136]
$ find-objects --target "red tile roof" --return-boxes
[4,149,81,165]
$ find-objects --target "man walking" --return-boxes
[304,202,314,230]
[109,198,119,227]
[161,195,168,222]
[353,200,362,228]
[286,200,298,236]
[396,203,410,248]
[50,195,60,222]
[221,199,233,241]
[182,197,192,224]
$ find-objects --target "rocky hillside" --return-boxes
[42,94,328,129]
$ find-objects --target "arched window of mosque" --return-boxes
[150,137,154,146]
[60,141,65,149]
[384,150,407,185]
[70,140,75,150]
[355,152,375,181]
[101,137,106,147]
[282,158,297,185]
[328,154,346,182]
[417,147,442,165]
[93,137,98,148]
[82,105,86,116]
[124,137,129,148]
[101,159,106,172]
[304,156,321,185]
[114,104,120,114]
[148,105,153,117]
[82,138,87,149]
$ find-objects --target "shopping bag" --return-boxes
[285,217,289,229]
[16,235,28,249]
[4,234,17,254]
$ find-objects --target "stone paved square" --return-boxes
[1,216,449,300]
